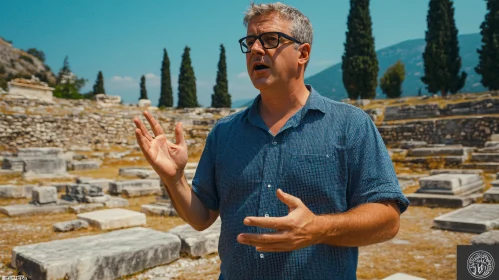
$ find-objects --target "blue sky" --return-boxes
[0,0,487,107]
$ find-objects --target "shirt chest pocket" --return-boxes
[280,151,347,214]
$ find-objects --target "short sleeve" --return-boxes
[346,110,410,214]
[191,126,220,211]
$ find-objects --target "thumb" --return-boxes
[277,188,301,211]
[175,122,185,145]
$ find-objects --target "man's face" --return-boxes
[245,12,302,91]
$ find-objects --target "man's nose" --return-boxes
[250,39,265,55]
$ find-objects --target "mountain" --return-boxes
[0,36,56,90]
[304,33,484,101]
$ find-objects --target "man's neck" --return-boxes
[258,82,310,135]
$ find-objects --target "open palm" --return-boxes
[133,111,188,181]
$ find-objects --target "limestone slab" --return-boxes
[168,218,221,257]
[433,204,499,233]
[67,160,101,171]
[32,186,57,204]
[103,197,129,208]
[419,174,480,190]
[118,167,151,177]
[462,162,499,172]
[122,186,161,197]
[484,188,499,203]
[53,219,89,232]
[471,152,499,162]
[416,180,484,196]
[77,208,146,230]
[17,147,63,158]
[406,193,482,208]
[76,178,114,193]
[471,230,499,245]
[141,203,178,217]
[382,273,426,280]
[12,227,181,280]
[491,180,499,188]
[0,185,23,198]
[69,203,105,214]
[108,179,160,194]
[0,203,69,217]
[23,157,66,174]
[409,147,470,157]
[429,169,484,175]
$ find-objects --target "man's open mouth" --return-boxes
[254,64,270,71]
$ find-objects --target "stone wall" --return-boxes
[383,98,499,121]
[0,96,235,152]
[379,116,499,147]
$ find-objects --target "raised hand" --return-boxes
[133,111,188,182]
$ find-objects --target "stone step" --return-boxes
[168,218,221,257]
[429,169,483,175]
[483,188,499,203]
[471,153,499,162]
[433,204,499,233]
[184,169,196,180]
[17,147,63,157]
[76,178,115,193]
[408,147,471,157]
[403,156,467,164]
[416,180,484,196]
[419,174,481,190]
[118,167,152,177]
[0,185,35,198]
[77,208,146,230]
[406,193,482,208]
[462,162,499,172]
[492,180,499,188]
[12,227,181,280]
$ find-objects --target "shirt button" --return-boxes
[265,214,269,217]
[272,141,277,145]
[260,253,264,259]
[267,184,271,188]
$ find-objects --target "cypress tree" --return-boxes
[380,60,405,99]
[476,0,499,90]
[158,48,173,108]
[56,56,71,84]
[177,46,198,108]
[421,0,467,97]
[92,71,105,95]
[139,75,148,100]
[211,44,231,108]
[341,0,379,100]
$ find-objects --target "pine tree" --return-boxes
[158,48,173,108]
[177,46,198,108]
[56,56,71,84]
[92,71,105,95]
[476,0,499,90]
[421,0,467,97]
[211,44,231,108]
[341,0,379,100]
[139,75,148,100]
[380,60,405,99]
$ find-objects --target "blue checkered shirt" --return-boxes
[192,85,410,280]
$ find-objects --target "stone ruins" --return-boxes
[1,91,499,279]
[6,76,54,102]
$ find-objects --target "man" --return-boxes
[134,2,409,279]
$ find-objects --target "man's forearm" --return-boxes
[161,173,216,230]
[314,201,401,247]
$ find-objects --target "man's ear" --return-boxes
[298,43,311,67]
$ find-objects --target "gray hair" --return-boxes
[243,2,313,68]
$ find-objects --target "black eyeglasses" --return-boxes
[238,31,303,53]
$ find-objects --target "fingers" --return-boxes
[277,189,302,210]
[134,117,154,142]
[243,216,291,230]
[143,111,165,137]
[237,232,283,245]
[175,122,185,145]
[134,128,151,153]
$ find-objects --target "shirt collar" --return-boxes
[247,85,326,131]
